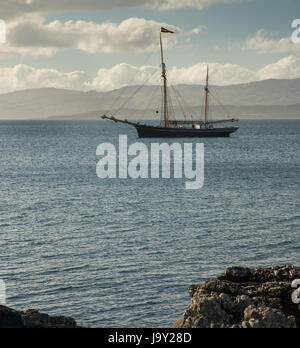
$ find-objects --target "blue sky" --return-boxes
[1,0,300,92]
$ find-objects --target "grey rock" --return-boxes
[0,305,23,328]
[173,265,300,328]
[22,309,78,328]
[243,305,296,328]
[221,267,253,283]
[0,305,80,328]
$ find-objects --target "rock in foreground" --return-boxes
[0,305,79,328]
[173,265,300,328]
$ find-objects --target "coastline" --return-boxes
[1,265,299,329]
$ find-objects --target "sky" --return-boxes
[0,0,300,93]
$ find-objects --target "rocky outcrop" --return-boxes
[0,305,79,328]
[173,265,300,328]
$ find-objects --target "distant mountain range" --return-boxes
[0,78,299,119]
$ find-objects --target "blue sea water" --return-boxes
[0,119,299,328]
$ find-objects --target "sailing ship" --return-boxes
[102,27,239,138]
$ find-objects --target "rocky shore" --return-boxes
[0,305,80,328]
[1,265,299,328]
[173,265,300,328]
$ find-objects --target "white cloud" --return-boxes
[245,30,300,55]
[3,0,240,19]
[257,56,300,80]
[89,63,161,91]
[168,62,255,85]
[3,16,180,56]
[87,61,256,91]
[185,25,207,36]
[144,0,237,11]
[1,56,300,94]
[0,64,92,93]
[90,57,300,91]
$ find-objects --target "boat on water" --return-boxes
[102,27,239,138]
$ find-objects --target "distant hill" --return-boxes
[0,78,300,119]
[48,104,300,120]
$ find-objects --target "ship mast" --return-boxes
[204,65,209,127]
[160,32,168,128]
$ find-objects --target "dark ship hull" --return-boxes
[135,124,239,138]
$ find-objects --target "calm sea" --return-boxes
[0,119,299,327]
